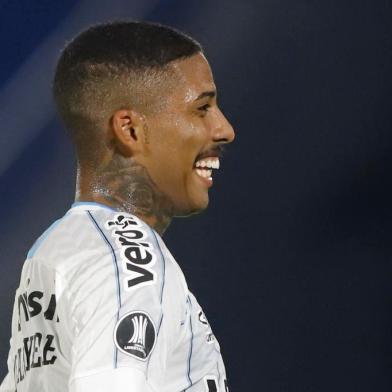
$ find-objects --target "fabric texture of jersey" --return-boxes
[0,203,228,392]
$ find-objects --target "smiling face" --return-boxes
[137,53,235,216]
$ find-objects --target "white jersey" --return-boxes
[0,202,228,392]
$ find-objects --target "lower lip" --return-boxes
[194,170,213,188]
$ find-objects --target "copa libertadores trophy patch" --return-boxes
[114,311,156,361]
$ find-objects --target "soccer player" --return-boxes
[0,21,235,392]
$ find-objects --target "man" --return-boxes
[0,21,234,392]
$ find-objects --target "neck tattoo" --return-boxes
[79,156,173,234]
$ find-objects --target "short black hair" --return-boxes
[53,21,202,160]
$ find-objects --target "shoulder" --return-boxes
[25,205,186,302]
[39,207,167,291]
[26,207,107,269]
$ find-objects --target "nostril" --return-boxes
[213,131,235,144]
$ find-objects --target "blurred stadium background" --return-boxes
[1,1,392,390]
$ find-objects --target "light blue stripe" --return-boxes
[146,227,166,379]
[27,218,64,259]
[216,362,221,387]
[87,210,121,368]
[149,229,166,304]
[71,201,117,211]
[186,295,194,387]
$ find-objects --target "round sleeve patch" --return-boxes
[114,311,156,361]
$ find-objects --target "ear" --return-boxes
[111,109,148,157]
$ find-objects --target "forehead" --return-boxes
[169,53,216,104]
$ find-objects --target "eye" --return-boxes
[197,103,211,116]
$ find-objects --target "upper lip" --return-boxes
[194,146,224,162]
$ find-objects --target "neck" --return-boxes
[76,155,173,235]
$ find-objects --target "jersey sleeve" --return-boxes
[64,212,167,387]
[0,372,15,392]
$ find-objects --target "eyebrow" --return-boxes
[194,90,216,101]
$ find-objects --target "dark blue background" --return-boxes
[1,1,392,391]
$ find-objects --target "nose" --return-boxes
[211,108,235,144]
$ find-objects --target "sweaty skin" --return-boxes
[83,157,173,234]
[76,53,235,234]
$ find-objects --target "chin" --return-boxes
[175,196,210,217]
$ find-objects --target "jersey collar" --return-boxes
[70,201,117,212]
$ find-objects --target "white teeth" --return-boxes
[195,169,212,178]
[194,157,220,170]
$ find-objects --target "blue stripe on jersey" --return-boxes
[72,201,117,211]
[149,229,166,304]
[146,228,166,380]
[27,217,64,259]
[186,295,194,387]
[86,210,121,368]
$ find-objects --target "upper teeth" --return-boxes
[195,157,220,169]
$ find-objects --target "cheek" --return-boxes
[151,115,204,164]
[146,114,208,205]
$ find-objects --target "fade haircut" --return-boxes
[53,21,202,161]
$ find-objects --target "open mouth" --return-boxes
[193,157,220,179]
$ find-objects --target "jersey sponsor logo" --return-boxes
[204,376,218,392]
[198,310,216,345]
[106,214,157,291]
[13,289,58,386]
[203,376,229,392]
[198,310,209,326]
[17,290,58,331]
[13,332,57,386]
[114,311,156,361]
